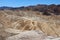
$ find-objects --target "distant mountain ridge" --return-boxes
[0,6,13,10]
[0,4,60,15]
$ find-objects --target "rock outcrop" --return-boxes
[0,10,60,40]
[6,30,46,40]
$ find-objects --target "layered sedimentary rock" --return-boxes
[0,10,60,40]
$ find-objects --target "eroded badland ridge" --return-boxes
[0,4,60,40]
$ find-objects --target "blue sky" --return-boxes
[0,0,60,7]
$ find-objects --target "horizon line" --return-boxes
[0,4,60,7]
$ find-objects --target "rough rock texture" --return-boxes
[6,30,46,40]
[0,10,60,40]
[6,30,60,40]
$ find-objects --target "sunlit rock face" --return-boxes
[0,10,60,40]
[6,30,46,40]
[5,30,60,40]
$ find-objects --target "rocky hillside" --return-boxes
[0,9,60,40]
[0,4,60,15]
